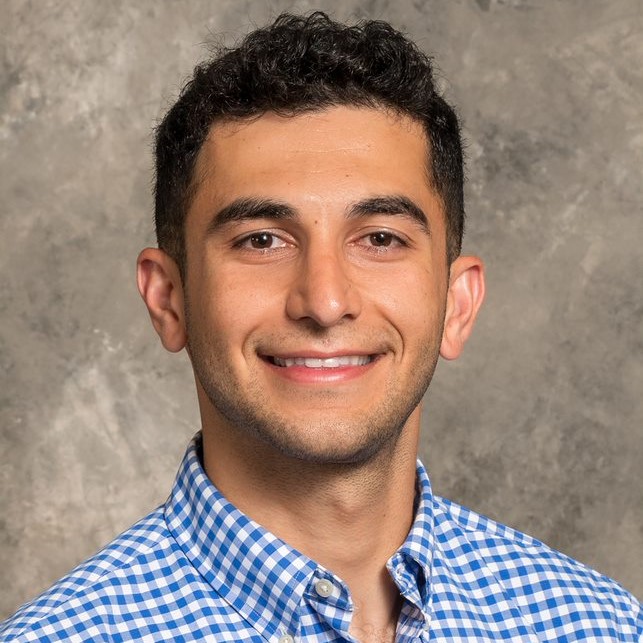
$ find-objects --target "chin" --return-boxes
[244,414,409,467]
[193,355,431,468]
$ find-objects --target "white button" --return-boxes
[314,578,333,598]
[278,636,294,643]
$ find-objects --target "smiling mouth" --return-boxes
[266,355,376,368]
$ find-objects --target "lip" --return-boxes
[262,350,376,360]
[259,351,384,384]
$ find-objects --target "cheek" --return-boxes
[187,264,284,347]
[364,269,444,338]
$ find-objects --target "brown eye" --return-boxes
[250,232,273,248]
[237,231,290,252]
[369,232,393,247]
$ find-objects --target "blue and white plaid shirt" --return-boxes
[2,434,641,642]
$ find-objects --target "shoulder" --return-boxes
[0,507,191,641]
[432,495,642,639]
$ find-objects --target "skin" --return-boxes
[138,106,485,642]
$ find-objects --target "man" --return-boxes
[1,12,640,643]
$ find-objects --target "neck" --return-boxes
[201,408,421,638]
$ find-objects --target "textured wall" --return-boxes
[1,0,641,618]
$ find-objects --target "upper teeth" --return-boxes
[273,355,371,368]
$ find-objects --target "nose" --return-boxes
[285,245,361,327]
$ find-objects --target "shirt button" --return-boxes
[278,636,295,643]
[314,578,333,598]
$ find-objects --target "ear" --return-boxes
[136,248,187,353]
[440,255,485,361]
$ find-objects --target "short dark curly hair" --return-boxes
[154,12,465,274]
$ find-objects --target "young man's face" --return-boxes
[177,106,467,464]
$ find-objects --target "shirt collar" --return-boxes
[165,434,435,638]
[387,457,435,611]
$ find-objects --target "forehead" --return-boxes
[188,106,442,230]
[195,107,429,183]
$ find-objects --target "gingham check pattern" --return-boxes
[2,434,640,642]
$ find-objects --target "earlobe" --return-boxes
[440,256,485,361]
[136,248,187,353]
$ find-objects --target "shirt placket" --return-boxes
[301,568,358,642]
[389,557,431,643]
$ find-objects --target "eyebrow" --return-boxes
[347,195,430,235]
[205,194,430,235]
[206,197,297,235]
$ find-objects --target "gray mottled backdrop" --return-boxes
[1,0,642,617]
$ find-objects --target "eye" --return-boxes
[237,231,289,250]
[368,232,395,247]
[355,230,407,250]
